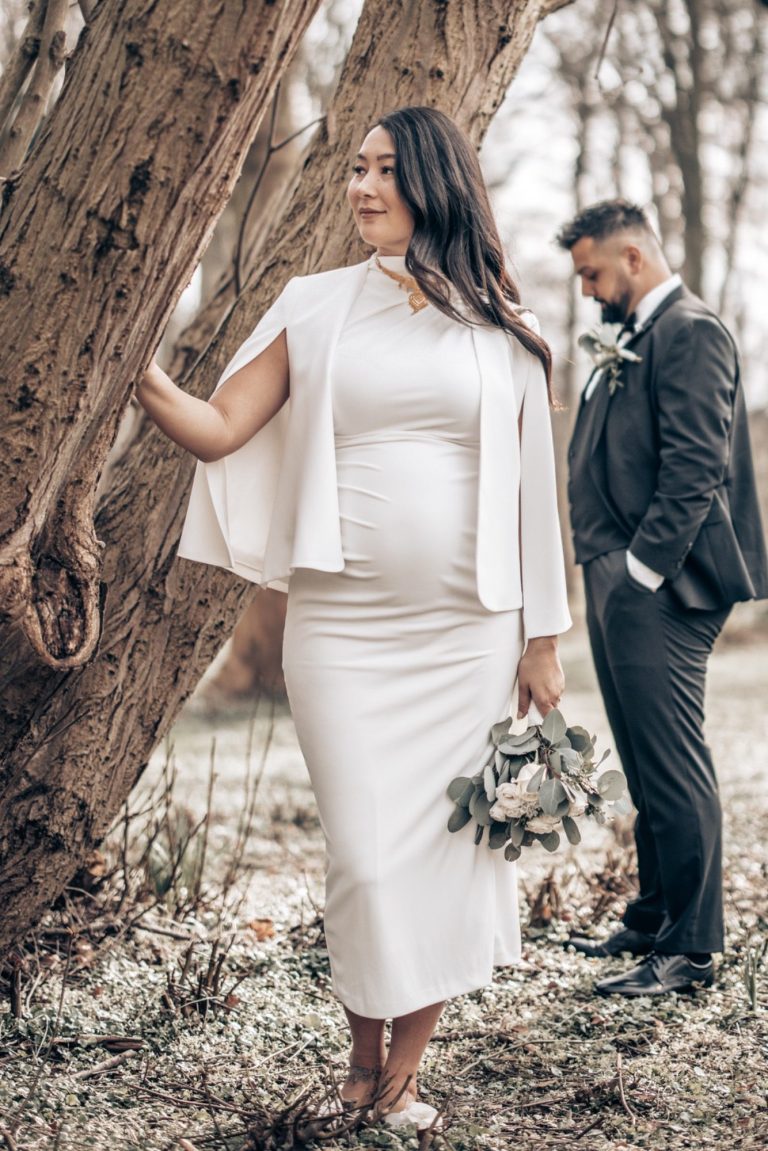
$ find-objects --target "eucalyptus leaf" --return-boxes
[539,777,568,817]
[459,779,476,807]
[539,830,561,853]
[508,821,525,847]
[489,822,508,850]
[447,805,472,833]
[562,815,581,845]
[541,708,567,744]
[494,748,506,774]
[504,842,521,863]
[613,795,634,816]
[566,726,594,753]
[447,776,473,804]
[548,749,562,775]
[558,748,583,770]
[498,734,539,755]
[468,786,484,817]
[473,792,494,827]
[491,717,513,746]
[526,765,546,793]
[483,761,497,803]
[507,754,534,778]
[597,768,627,801]
[498,759,512,785]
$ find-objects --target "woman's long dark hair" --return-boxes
[376,106,554,402]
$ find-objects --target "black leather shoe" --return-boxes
[566,927,656,958]
[595,952,714,997]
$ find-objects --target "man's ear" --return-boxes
[624,244,643,274]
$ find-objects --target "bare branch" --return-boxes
[0,0,69,177]
[539,0,578,13]
[0,0,48,137]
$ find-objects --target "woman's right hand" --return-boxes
[136,331,289,463]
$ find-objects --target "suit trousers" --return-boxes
[583,549,730,954]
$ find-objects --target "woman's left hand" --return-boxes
[516,636,564,718]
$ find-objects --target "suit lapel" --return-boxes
[623,283,685,349]
[582,283,686,451]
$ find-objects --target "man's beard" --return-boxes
[599,289,632,324]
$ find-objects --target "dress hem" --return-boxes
[331,952,522,1020]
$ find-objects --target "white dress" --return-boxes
[282,257,524,1019]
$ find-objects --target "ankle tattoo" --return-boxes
[348,1064,381,1083]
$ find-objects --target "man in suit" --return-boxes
[557,199,768,996]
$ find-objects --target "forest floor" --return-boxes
[1,611,767,1151]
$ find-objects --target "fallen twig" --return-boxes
[70,1050,139,1081]
[574,1113,605,1141]
[0,1125,19,1151]
[133,920,203,942]
[615,1051,637,1123]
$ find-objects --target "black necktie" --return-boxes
[621,312,638,336]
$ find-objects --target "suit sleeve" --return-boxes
[629,317,737,579]
[518,328,572,638]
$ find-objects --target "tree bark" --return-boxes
[0,0,573,957]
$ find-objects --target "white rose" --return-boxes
[490,782,540,822]
[516,761,540,787]
[525,814,560,835]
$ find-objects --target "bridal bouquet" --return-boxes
[446,709,629,862]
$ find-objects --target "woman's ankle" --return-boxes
[378,1064,418,1111]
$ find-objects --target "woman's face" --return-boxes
[347,125,414,256]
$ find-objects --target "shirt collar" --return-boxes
[634,273,682,328]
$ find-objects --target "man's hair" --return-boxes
[555,199,657,251]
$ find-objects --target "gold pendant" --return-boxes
[408,290,428,314]
[374,254,428,315]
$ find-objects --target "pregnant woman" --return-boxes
[138,105,571,1131]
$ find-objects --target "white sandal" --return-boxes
[383,1099,443,1131]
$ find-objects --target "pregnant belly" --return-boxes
[332,434,479,606]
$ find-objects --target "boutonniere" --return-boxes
[578,321,643,396]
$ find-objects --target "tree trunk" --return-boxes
[651,0,705,296]
[0,0,573,957]
[199,84,303,703]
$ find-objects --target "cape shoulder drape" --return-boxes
[178,260,571,639]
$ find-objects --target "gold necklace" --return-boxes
[374,255,428,314]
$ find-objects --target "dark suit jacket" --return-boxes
[569,285,768,610]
